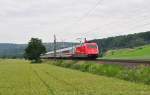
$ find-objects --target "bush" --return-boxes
[52,60,63,66]
[88,64,124,77]
[70,63,81,70]
[117,65,150,84]
[102,64,123,77]
[88,64,100,74]
[79,63,92,72]
[61,62,72,68]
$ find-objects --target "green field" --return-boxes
[103,44,150,59]
[0,59,150,95]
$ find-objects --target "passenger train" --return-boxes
[41,41,99,59]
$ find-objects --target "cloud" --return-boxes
[0,0,150,43]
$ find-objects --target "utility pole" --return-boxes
[54,34,56,59]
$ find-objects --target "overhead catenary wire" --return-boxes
[59,0,150,42]
[55,0,104,42]
[62,0,104,33]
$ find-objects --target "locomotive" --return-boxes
[41,41,99,59]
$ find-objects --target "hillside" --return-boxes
[103,44,150,60]
[90,31,150,55]
[0,43,26,58]
[0,42,77,58]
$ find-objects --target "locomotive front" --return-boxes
[84,43,99,58]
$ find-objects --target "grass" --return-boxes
[0,59,150,95]
[0,60,150,95]
[50,60,150,85]
[102,44,150,59]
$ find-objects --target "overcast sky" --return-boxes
[0,0,150,43]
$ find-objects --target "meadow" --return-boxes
[50,60,150,85]
[0,59,150,95]
[103,44,150,59]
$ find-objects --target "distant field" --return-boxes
[0,59,150,95]
[102,44,150,60]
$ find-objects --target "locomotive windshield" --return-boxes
[87,44,97,48]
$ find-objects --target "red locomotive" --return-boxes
[41,40,99,59]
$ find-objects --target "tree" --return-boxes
[24,38,46,62]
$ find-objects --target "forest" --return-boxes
[89,31,150,55]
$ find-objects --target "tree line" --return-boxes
[89,31,150,56]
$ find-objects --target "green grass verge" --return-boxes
[102,44,150,59]
[50,60,150,85]
[0,59,150,95]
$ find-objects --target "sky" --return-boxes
[0,0,150,43]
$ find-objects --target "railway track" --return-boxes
[96,59,150,64]
[95,59,150,68]
[48,58,150,68]
[45,58,150,68]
